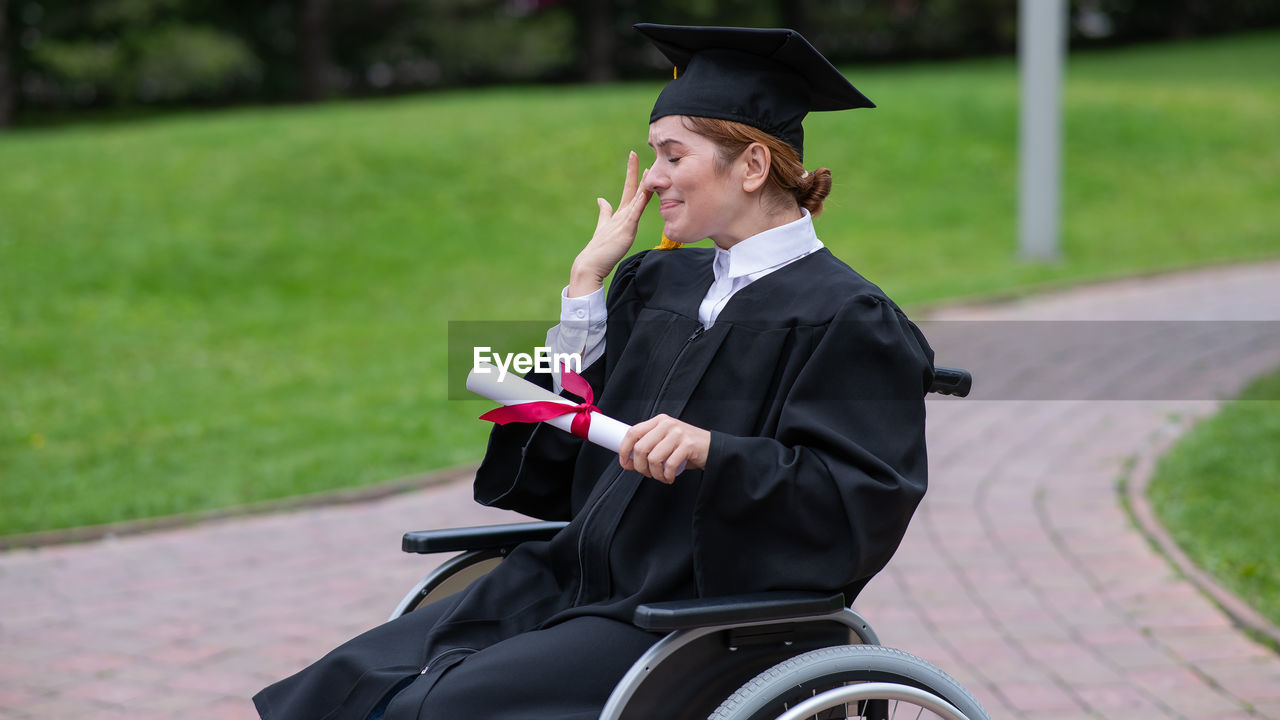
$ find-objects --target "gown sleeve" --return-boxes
[692,294,935,597]
[472,251,651,520]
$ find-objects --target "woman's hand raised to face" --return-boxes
[568,151,653,298]
[618,414,711,485]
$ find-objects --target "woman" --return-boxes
[255,23,934,720]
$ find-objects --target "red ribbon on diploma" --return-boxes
[479,366,599,439]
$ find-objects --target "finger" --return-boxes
[630,439,648,477]
[628,177,654,212]
[633,415,678,480]
[631,430,658,478]
[631,415,661,435]
[594,197,614,233]
[647,435,681,484]
[619,151,639,208]
[622,412,670,474]
[615,184,653,228]
[618,417,656,470]
[618,428,636,470]
[661,445,691,484]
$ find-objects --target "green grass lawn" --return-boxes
[1148,369,1280,630]
[2,31,1279,536]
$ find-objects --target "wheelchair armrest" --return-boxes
[633,591,846,632]
[402,521,570,554]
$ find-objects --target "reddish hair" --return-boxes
[680,116,833,216]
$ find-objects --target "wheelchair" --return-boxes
[391,368,987,720]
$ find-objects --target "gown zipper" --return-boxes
[572,324,706,605]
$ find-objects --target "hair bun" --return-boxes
[795,167,832,216]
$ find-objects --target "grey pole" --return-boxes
[1018,0,1067,262]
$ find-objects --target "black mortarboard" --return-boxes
[635,24,874,158]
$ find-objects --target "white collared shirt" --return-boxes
[548,209,823,391]
[695,208,824,328]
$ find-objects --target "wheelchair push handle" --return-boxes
[928,366,972,398]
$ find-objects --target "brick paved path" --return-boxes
[3,261,1280,719]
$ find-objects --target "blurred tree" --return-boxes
[778,0,810,39]
[0,0,12,128]
[571,0,617,82]
[128,23,261,101]
[358,0,575,87]
[1084,0,1280,44]
[207,0,317,100]
[295,0,330,100]
[19,0,262,109]
[4,0,1279,124]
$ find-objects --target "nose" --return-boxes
[641,164,668,193]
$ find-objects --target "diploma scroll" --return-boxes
[467,363,686,475]
[467,363,629,450]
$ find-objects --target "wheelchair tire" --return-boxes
[707,645,990,720]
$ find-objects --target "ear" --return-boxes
[740,142,771,193]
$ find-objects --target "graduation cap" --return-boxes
[635,24,873,159]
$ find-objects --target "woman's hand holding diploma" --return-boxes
[619,413,711,485]
[568,151,652,298]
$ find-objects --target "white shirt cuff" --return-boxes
[547,286,607,393]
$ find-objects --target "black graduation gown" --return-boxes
[253,246,934,720]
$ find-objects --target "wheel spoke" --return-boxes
[708,645,987,720]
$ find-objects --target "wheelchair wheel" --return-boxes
[707,645,989,720]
